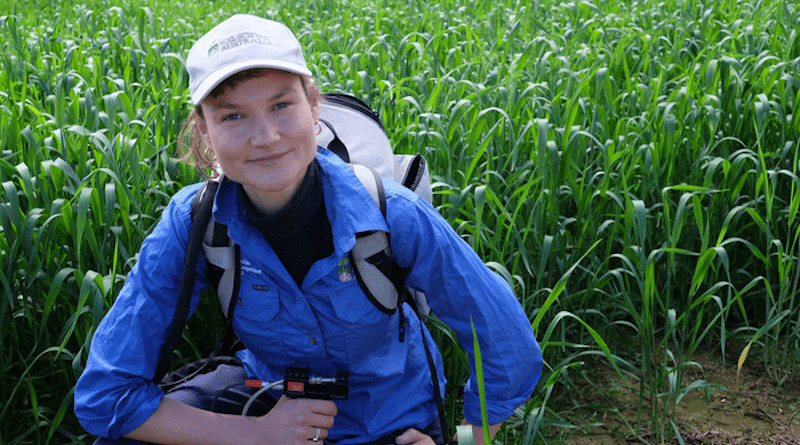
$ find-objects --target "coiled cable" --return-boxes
[242,379,284,416]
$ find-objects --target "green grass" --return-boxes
[0,0,798,443]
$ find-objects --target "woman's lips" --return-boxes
[249,152,287,164]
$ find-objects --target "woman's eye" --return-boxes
[273,102,290,111]
[223,113,243,122]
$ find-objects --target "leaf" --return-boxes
[45,386,75,445]
[541,311,626,380]
[670,420,687,445]
[736,311,790,383]
[691,247,727,296]
[737,343,751,383]
[531,239,602,334]
[471,318,491,445]
[41,268,77,334]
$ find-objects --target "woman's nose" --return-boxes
[250,114,280,147]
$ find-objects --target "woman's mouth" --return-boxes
[250,152,286,164]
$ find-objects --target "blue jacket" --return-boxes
[74,149,542,442]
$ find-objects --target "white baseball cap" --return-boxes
[187,14,313,105]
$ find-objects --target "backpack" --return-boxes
[156,93,449,438]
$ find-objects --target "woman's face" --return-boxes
[197,70,319,213]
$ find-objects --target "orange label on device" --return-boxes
[287,381,305,393]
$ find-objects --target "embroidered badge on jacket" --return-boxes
[338,258,354,283]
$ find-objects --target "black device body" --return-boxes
[284,367,350,400]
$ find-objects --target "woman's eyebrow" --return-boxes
[268,87,295,101]
[208,101,240,110]
[208,87,296,111]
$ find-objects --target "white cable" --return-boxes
[242,380,284,416]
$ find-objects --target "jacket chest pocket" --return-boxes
[233,283,285,358]
[328,282,394,363]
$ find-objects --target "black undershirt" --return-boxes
[238,160,334,287]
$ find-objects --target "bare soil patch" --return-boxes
[551,348,800,444]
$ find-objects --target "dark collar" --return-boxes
[238,160,323,244]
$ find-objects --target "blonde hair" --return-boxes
[177,70,321,178]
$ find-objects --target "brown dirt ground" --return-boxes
[549,347,800,444]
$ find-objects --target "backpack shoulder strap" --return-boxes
[349,164,409,340]
[350,163,385,216]
[156,180,243,387]
[202,212,239,320]
[349,164,447,435]
[185,178,239,321]
[154,180,218,384]
[349,164,400,305]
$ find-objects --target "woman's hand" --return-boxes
[253,395,338,445]
[125,396,336,445]
[395,428,436,445]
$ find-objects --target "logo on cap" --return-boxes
[208,32,273,57]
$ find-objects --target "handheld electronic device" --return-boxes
[283,367,350,400]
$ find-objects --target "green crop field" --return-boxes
[0,0,798,443]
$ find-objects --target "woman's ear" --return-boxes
[311,99,320,123]
[195,107,212,149]
[305,78,321,123]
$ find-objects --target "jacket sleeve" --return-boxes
[386,184,542,426]
[74,185,205,439]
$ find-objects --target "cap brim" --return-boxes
[190,60,313,105]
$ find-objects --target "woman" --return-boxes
[74,14,542,445]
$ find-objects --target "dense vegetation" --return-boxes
[0,0,798,443]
